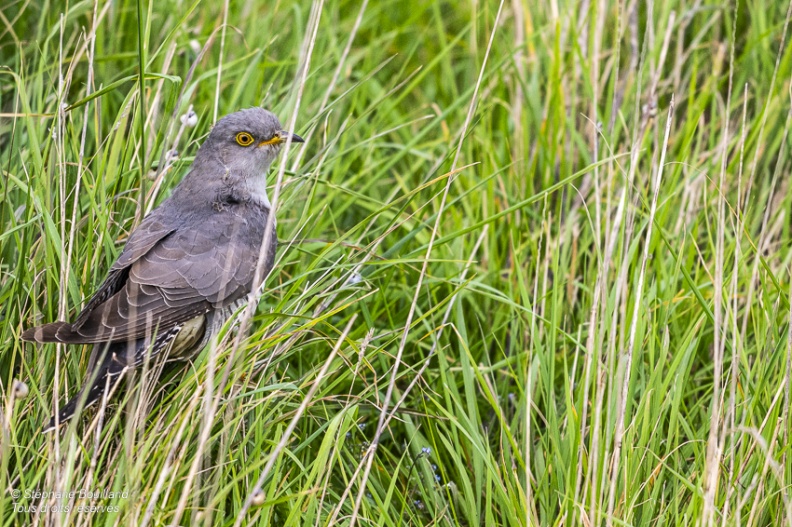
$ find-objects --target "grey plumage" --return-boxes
[22,107,304,431]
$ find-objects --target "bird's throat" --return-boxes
[244,172,272,209]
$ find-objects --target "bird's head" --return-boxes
[200,107,304,174]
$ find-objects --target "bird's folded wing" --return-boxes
[59,215,264,343]
[72,211,176,330]
[112,210,178,270]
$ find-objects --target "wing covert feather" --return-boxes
[65,207,274,343]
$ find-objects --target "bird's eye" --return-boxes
[235,132,255,147]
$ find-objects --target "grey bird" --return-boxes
[22,107,304,431]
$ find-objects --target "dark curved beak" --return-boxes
[281,131,305,144]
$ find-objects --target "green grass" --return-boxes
[2,0,792,525]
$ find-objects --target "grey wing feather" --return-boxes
[112,213,177,270]
[68,211,268,343]
[22,204,275,346]
[72,210,176,329]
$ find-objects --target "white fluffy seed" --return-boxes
[180,105,198,127]
[250,489,265,506]
[345,272,363,286]
[12,380,29,399]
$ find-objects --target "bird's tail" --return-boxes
[42,325,188,432]
[43,343,129,433]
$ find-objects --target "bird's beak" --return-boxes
[258,131,305,147]
[281,131,305,144]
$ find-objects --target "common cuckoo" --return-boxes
[22,107,304,431]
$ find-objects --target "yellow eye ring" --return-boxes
[235,132,255,147]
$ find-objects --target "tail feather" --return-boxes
[43,345,128,432]
[43,370,113,432]
[42,324,190,432]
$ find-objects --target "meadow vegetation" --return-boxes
[2,0,792,525]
